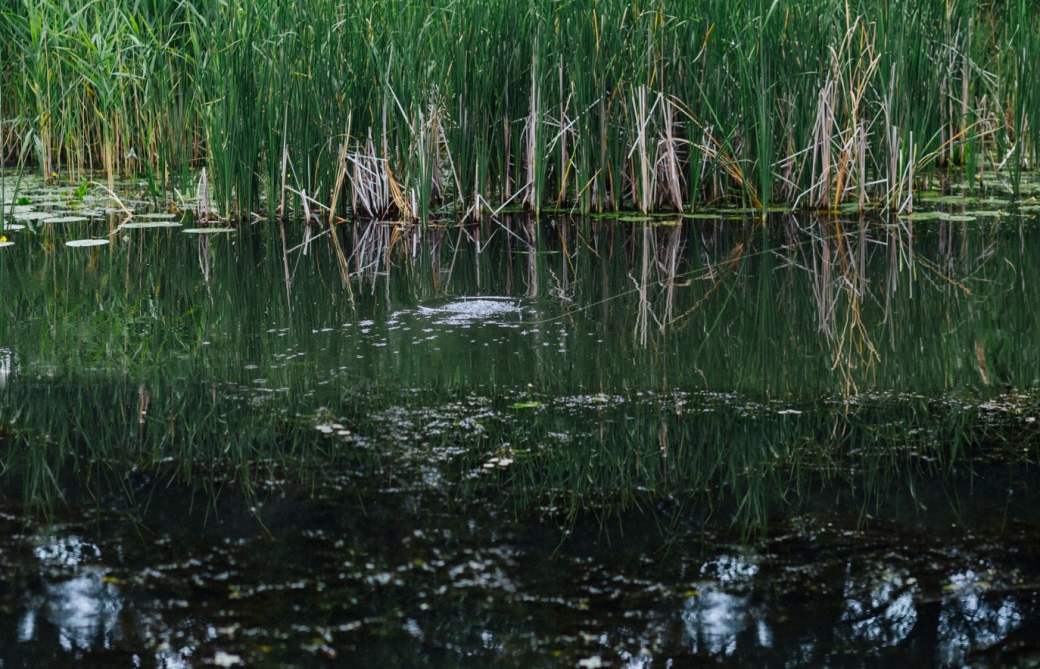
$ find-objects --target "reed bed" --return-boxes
[1,0,1038,220]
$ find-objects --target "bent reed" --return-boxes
[1,0,1037,220]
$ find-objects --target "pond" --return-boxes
[1,178,1040,667]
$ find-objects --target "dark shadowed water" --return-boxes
[2,177,1040,667]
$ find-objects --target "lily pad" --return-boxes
[183,227,235,234]
[13,212,53,221]
[509,401,542,409]
[1,224,26,231]
[681,213,724,219]
[134,213,179,220]
[617,216,654,222]
[119,221,182,229]
[899,212,945,221]
[65,239,109,247]
[42,216,89,223]
[932,196,971,205]
[0,242,13,248]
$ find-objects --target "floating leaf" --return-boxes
[42,216,88,223]
[0,241,13,248]
[134,213,179,220]
[509,401,542,409]
[183,227,235,234]
[931,196,971,205]
[65,239,109,247]
[120,221,182,229]
[2,224,25,231]
[13,212,52,221]
[899,212,945,221]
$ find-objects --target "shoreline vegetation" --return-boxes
[1,0,1038,222]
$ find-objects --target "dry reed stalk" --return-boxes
[328,126,356,300]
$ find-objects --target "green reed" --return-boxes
[2,0,1040,219]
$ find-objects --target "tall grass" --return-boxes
[2,0,1039,220]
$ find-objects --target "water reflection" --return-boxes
[938,572,1023,665]
[0,348,12,389]
[0,484,1037,667]
[682,555,759,656]
[2,202,1040,666]
[682,588,750,656]
[21,537,123,652]
[838,571,918,647]
[42,575,122,651]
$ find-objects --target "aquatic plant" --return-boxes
[1,0,1039,220]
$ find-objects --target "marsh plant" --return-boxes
[1,0,1039,221]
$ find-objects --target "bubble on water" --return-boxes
[412,297,523,325]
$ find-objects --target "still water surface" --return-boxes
[1,186,1039,666]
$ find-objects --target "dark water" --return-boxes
[2,182,1040,667]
